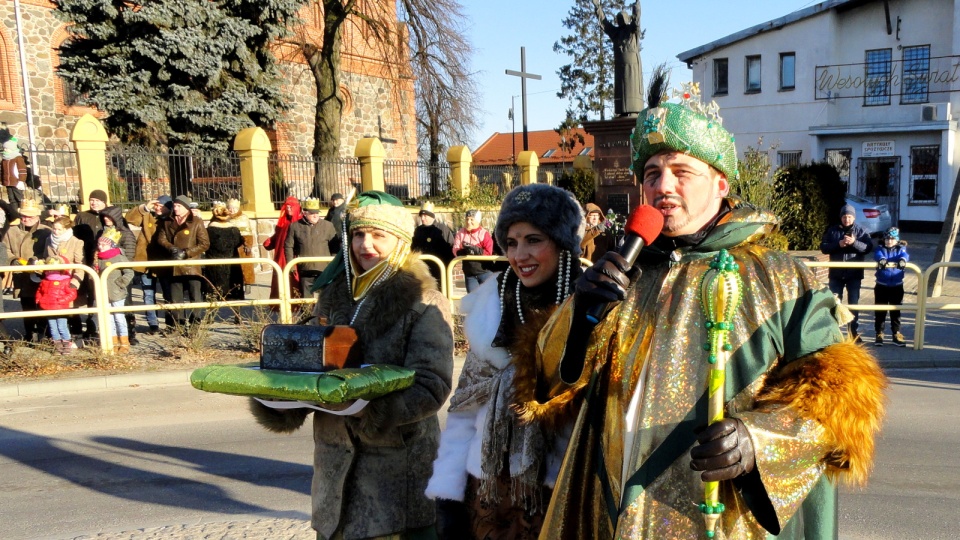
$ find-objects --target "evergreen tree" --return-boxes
[54,0,305,151]
[554,0,619,122]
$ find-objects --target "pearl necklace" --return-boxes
[501,249,574,326]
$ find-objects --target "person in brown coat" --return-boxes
[156,195,210,330]
[250,191,453,540]
[125,195,170,334]
[226,198,256,291]
[1,139,28,212]
[284,197,337,297]
[579,202,614,263]
[3,199,51,341]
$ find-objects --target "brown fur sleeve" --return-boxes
[755,340,888,486]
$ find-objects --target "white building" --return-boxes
[678,0,960,232]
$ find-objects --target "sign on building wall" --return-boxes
[862,140,895,157]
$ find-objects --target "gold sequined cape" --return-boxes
[533,200,886,540]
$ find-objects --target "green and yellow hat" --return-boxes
[630,74,739,182]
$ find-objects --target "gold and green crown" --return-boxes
[631,80,739,181]
[302,197,322,212]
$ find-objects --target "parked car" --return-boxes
[846,194,893,237]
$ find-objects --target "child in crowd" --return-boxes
[874,226,910,347]
[35,256,78,354]
[96,228,134,353]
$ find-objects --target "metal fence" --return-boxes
[383,159,450,203]
[269,153,361,204]
[472,165,516,198]
[16,142,80,205]
[105,144,242,209]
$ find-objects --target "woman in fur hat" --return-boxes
[426,184,585,540]
[204,202,245,301]
[250,191,453,540]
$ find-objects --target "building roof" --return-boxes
[472,129,595,166]
[677,0,873,64]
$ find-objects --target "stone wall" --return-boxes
[0,3,417,163]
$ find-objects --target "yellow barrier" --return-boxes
[802,261,925,350]
[2,256,941,354]
[98,258,285,354]
[918,262,960,350]
[0,263,105,323]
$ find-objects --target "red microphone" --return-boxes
[584,205,664,323]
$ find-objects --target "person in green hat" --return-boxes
[531,69,887,539]
[250,191,453,540]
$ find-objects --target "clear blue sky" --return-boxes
[463,0,819,148]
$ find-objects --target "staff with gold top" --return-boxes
[529,66,888,540]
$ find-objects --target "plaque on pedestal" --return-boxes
[582,117,641,216]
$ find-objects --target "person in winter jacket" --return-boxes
[98,205,139,342]
[96,228,134,353]
[250,191,453,540]
[1,139,28,212]
[156,195,210,331]
[285,197,337,296]
[873,227,910,347]
[4,198,50,341]
[820,204,874,341]
[73,189,108,339]
[35,255,79,354]
[452,209,494,293]
[125,195,170,334]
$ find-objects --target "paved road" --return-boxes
[1,368,958,539]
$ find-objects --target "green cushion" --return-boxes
[190,364,416,404]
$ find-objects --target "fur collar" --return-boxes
[317,256,437,339]
[460,275,511,370]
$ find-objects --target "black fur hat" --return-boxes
[494,184,585,257]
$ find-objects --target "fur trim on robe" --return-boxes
[755,339,888,487]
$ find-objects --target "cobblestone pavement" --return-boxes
[70,518,314,540]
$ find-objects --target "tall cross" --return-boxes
[505,47,541,152]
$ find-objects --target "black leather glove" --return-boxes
[170,248,187,260]
[435,499,470,540]
[575,251,638,305]
[897,258,907,269]
[690,418,755,482]
[877,258,887,270]
[27,256,39,265]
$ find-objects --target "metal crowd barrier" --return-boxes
[3,256,946,354]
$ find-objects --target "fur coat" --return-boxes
[426,276,571,504]
[250,257,453,540]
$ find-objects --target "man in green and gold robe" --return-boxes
[526,76,888,539]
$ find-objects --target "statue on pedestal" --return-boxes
[593,0,643,117]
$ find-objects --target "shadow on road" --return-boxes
[0,425,311,517]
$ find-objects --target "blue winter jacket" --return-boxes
[874,243,909,286]
[820,223,874,280]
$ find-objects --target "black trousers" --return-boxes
[170,276,203,322]
[874,283,904,334]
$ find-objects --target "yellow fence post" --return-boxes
[355,137,386,192]
[447,145,472,198]
[70,114,110,210]
[234,127,274,216]
[517,150,539,185]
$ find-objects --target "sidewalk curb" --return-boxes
[0,370,191,398]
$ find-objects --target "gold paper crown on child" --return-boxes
[101,227,123,244]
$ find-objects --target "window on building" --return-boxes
[864,48,892,106]
[901,45,931,104]
[61,77,85,107]
[779,52,796,91]
[825,148,852,191]
[744,149,769,170]
[909,145,939,204]
[745,55,761,93]
[777,151,802,169]
[542,149,556,158]
[713,58,728,95]
[578,147,592,156]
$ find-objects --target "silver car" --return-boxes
[846,194,893,236]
